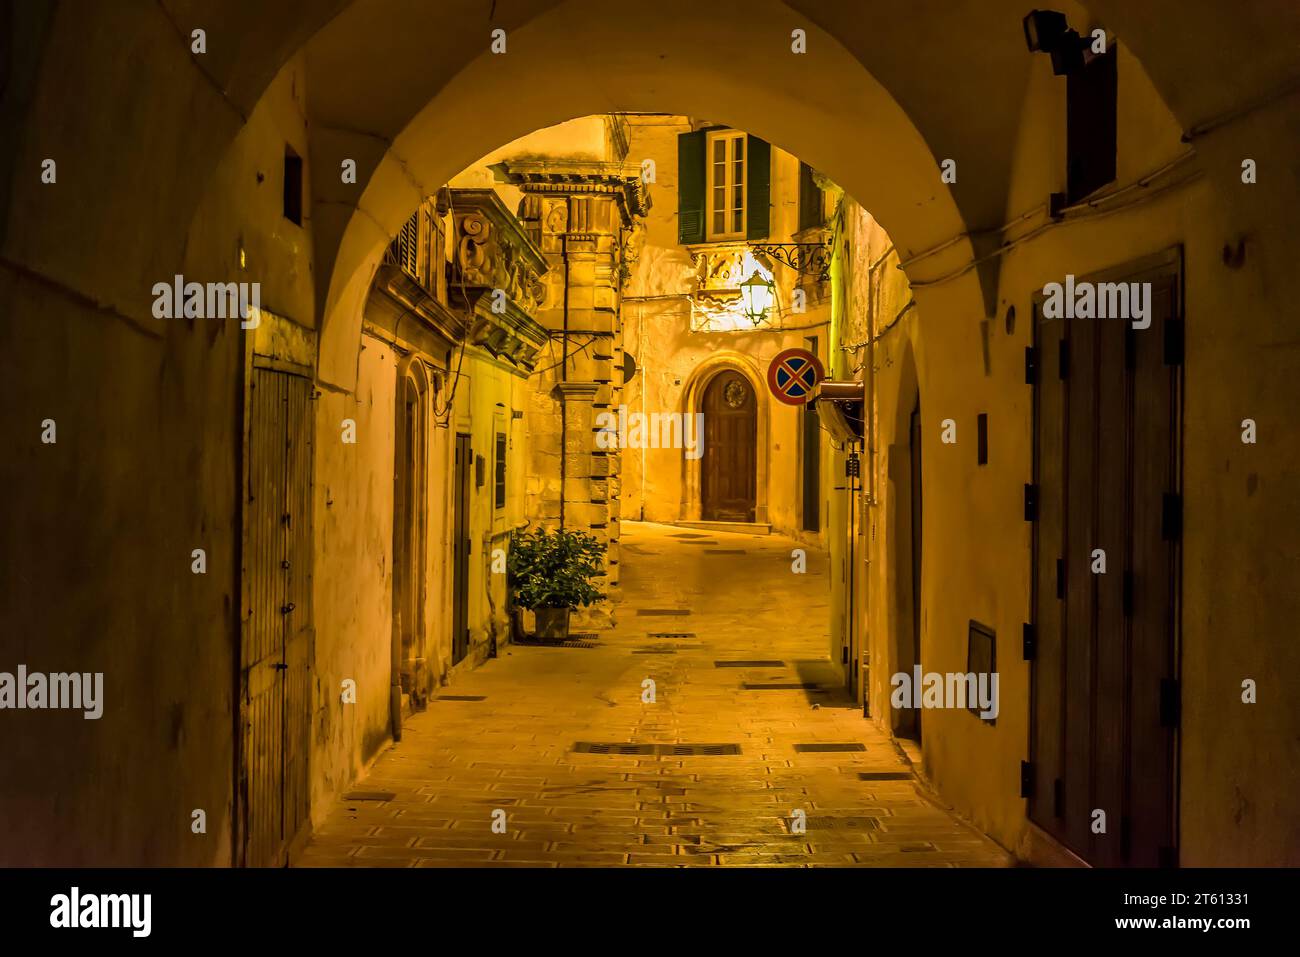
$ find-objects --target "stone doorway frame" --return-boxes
[679,352,770,524]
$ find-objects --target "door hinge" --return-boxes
[273,662,288,671]
[1164,319,1185,366]
[1020,760,1034,798]
[1024,484,1038,522]
[1160,678,1180,728]
[1058,338,1070,380]
[841,645,848,664]
[1022,623,1036,661]
[1024,346,1038,385]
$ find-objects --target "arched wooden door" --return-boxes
[701,370,757,522]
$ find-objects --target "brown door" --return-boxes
[701,370,757,522]
[1029,252,1182,867]
[242,366,314,867]
[452,434,472,664]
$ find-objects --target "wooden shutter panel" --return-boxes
[746,136,771,241]
[677,130,706,245]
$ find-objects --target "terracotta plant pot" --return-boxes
[534,607,572,643]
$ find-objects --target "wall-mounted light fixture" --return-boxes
[1023,9,1085,75]
[740,269,775,326]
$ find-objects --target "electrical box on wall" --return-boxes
[475,453,486,488]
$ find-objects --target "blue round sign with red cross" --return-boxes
[766,348,825,406]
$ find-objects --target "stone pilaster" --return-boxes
[497,161,651,630]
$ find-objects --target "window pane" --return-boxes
[714,209,724,234]
[733,206,743,234]
[713,139,725,163]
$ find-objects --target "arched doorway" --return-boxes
[701,370,757,523]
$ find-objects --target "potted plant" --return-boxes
[507,526,607,642]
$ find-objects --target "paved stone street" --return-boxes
[298,521,1013,868]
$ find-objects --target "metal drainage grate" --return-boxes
[858,771,913,781]
[793,743,867,753]
[573,742,658,756]
[715,660,785,668]
[649,632,696,639]
[636,609,692,616]
[659,743,741,756]
[515,636,599,648]
[741,682,824,691]
[344,791,397,802]
[632,648,677,655]
[573,742,741,756]
[435,695,486,701]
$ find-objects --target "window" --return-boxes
[494,432,507,510]
[678,128,769,245]
[798,162,823,232]
[706,130,746,241]
[283,146,303,226]
[1066,46,1117,203]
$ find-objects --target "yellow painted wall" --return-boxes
[621,115,832,541]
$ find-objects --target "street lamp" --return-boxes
[739,269,775,326]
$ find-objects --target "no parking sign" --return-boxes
[766,348,825,406]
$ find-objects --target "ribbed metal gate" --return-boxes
[242,366,314,867]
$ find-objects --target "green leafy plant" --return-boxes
[507,526,607,610]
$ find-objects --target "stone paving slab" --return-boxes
[298,521,1013,869]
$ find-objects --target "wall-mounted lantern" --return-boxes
[740,269,775,325]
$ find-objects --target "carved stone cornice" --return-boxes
[489,160,652,225]
[368,262,470,348]
[466,289,550,373]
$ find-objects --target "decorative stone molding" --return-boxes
[448,188,549,315]
[489,160,651,226]
[466,290,549,372]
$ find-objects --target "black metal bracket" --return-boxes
[748,242,832,281]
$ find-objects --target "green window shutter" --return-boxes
[677,129,707,245]
[746,135,771,241]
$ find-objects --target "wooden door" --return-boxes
[393,378,426,697]
[242,367,313,867]
[701,371,757,522]
[1029,252,1182,867]
[452,434,471,665]
[908,400,923,743]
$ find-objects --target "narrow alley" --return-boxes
[299,523,1010,867]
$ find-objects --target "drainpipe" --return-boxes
[559,229,570,529]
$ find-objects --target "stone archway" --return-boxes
[679,353,770,525]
